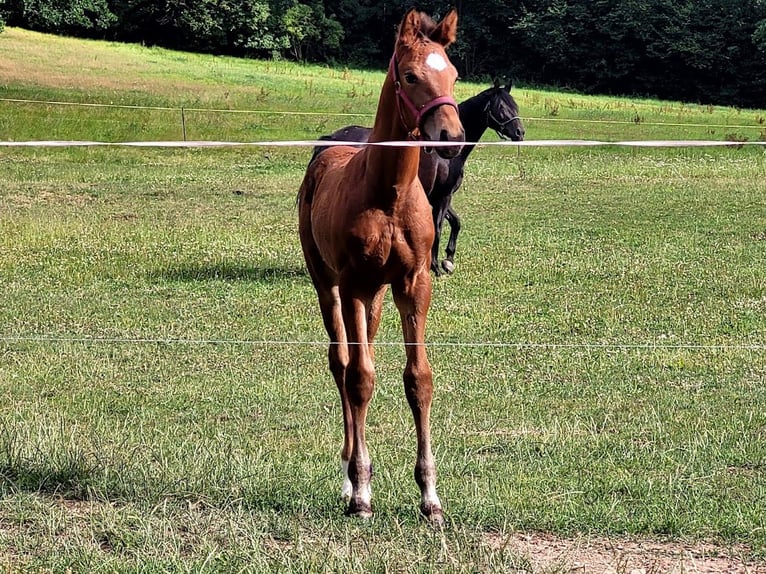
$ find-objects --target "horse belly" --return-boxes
[307,156,360,272]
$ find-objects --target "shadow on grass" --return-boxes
[0,459,107,501]
[156,263,308,283]
[0,457,340,517]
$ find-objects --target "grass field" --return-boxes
[1,27,766,572]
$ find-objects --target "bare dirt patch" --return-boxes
[489,532,765,573]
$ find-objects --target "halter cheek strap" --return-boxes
[484,100,521,140]
[389,55,458,138]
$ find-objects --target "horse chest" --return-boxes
[347,211,423,272]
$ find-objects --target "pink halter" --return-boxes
[389,55,458,137]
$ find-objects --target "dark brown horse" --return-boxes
[297,9,464,523]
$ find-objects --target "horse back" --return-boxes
[299,145,361,206]
[309,125,373,166]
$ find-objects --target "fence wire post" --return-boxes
[181,107,187,141]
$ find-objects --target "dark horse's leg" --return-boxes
[441,203,461,274]
[392,269,443,524]
[430,198,451,276]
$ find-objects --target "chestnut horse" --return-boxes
[297,9,464,523]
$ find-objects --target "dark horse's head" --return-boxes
[485,79,525,141]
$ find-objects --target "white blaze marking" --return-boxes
[426,52,447,71]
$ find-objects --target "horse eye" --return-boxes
[404,72,418,84]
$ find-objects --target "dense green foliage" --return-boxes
[2,0,766,106]
[511,0,766,108]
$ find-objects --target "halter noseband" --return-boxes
[389,55,458,138]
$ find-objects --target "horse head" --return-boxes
[486,79,525,141]
[391,9,465,159]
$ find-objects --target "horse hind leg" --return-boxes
[313,286,356,503]
[366,286,387,358]
[299,242,353,504]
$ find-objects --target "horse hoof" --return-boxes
[347,500,373,519]
[420,504,445,528]
[441,260,455,274]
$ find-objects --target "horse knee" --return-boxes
[404,360,433,385]
[346,360,375,405]
[403,365,434,409]
[328,345,349,393]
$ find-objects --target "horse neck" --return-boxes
[457,92,492,158]
[365,75,421,192]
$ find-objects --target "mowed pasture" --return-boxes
[1,28,766,572]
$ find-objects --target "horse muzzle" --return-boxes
[421,105,464,159]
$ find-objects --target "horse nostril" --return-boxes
[440,128,465,142]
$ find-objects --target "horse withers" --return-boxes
[297,9,464,523]
[310,79,525,275]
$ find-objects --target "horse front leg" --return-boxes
[442,204,461,274]
[340,285,376,518]
[393,271,443,524]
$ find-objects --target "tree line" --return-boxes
[2,0,765,108]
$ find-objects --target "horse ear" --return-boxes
[493,78,501,89]
[430,9,458,47]
[398,9,423,45]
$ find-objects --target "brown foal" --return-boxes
[297,9,464,523]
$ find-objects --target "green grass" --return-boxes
[1,27,766,572]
